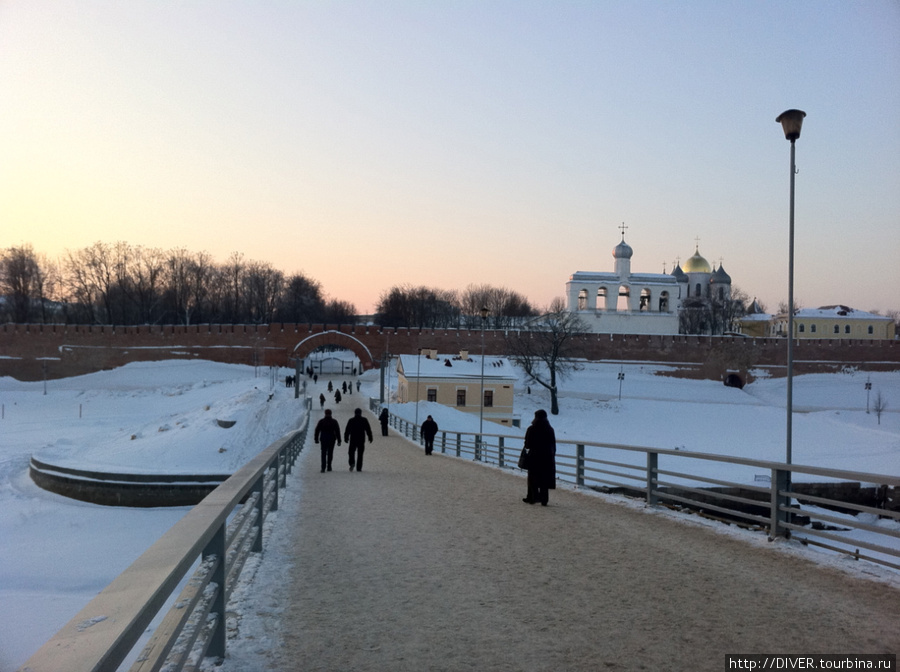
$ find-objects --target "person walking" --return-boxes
[421,415,438,455]
[522,409,556,506]
[314,409,342,473]
[344,407,374,472]
[319,393,326,409]
[379,407,390,436]
[334,389,342,404]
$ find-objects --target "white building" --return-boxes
[566,233,732,335]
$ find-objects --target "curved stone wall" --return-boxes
[29,457,230,507]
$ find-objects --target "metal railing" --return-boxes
[18,409,310,672]
[383,407,900,570]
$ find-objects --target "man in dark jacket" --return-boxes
[421,415,438,455]
[314,409,342,473]
[344,408,374,472]
[523,409,556,506]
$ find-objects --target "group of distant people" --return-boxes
[312,378,557,506]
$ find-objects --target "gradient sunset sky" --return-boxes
[1,1,898,315]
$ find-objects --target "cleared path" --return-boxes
[254,402,899,671]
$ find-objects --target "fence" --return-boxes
[380,403,900,571]
[18,408,310,672]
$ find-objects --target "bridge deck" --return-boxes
[223,402,900,671]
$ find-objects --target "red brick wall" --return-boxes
[1,323,897,381]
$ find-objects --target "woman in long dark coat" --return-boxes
[523,409,556,506]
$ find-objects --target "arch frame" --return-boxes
[292,330,377,370]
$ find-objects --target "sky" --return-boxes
[1,359,898,669]
[1,1,898,316]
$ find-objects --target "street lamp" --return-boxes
[776,108,806,468]
[478,306,489,455]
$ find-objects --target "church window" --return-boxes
[597,287,608,308]
[659,292,669,312]
[694,283,702,298]
[845,325,851,334]
[868,325,874,335]
[578,289,588,311]
[833,325,840,334]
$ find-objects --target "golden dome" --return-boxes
[682,249,712,274]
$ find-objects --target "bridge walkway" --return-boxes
[226,402,900,672]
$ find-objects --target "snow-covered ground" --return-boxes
[1,359,898,670]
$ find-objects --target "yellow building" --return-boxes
[768,305,894,339]
[396,350,518,427]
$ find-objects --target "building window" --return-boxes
[868,325,874,334]
[695,283,702,298]
[834,325,840,334]
[427,388,437,402]
[811,324,817,333]
[798,324,805,333]
[845,325,851,334]
[659,291,669,312]
[577,289,587,310]
[484,390,493,407]
[456,389,466,406]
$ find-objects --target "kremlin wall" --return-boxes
[1,322,898,383]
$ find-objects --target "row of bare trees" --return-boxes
[0,242,355,325]
[374,283,538,329]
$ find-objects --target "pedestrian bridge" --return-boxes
[18,400,900,672]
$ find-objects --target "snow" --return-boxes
[1,359,899,670]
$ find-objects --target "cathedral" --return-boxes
[566,231,732,335]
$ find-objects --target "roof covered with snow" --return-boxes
[396,353,518,381]
[794,305,892,321]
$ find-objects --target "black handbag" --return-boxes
[517,447,530,470]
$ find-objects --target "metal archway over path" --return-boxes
[292,330,377,370]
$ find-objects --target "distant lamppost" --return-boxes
[776,108,806,468]
[414,347,422,438]
[479,306,489,449]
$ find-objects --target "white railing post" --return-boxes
[646,452,659,505]
[576,444,585,487]
[271,459,280,512]
[204,524,227,660]
[770,467,792,539]
[252,475,265,553]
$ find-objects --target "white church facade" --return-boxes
[566,232,732,335]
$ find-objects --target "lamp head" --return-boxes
[776,109,806,141]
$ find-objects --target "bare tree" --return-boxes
[244,261,284,324]
[504,298,588,415]
[63,242,117,323]
[323,299,357,325]
[873,390,887,425]
[277,272,325,323]
[375,284,459,328]
[459,284,536,329]
[0,245,41,322]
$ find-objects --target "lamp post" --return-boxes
[478,306,489,456]
[414,347,421,439]
[776,108,806,469]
